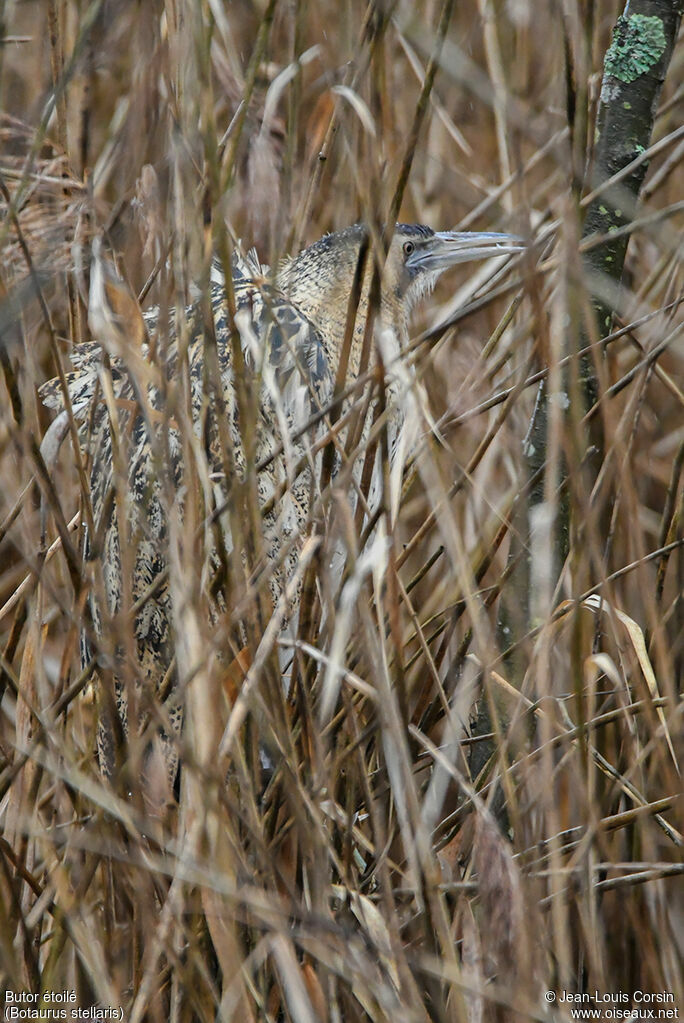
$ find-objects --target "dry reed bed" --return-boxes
[0,1,682,1019]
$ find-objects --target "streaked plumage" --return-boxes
[40,224,522,782]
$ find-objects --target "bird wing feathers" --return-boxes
[39,246,333,778]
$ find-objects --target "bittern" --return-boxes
[41,222,522,783]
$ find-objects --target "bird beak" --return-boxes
[406,231,524,271]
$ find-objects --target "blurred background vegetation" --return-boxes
[0,0,682,1019]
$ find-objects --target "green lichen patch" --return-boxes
[604,14,666,83]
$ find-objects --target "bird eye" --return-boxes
[403,240,415,257]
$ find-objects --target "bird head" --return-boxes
[276,222,523,368]
[387,223,523,315]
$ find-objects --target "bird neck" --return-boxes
[276,236,408,378]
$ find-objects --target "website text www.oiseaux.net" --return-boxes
[544,990,679,1019]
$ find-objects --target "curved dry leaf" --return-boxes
[349,891,401,993]
[331,85,377,138]
[583,594,678,772]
